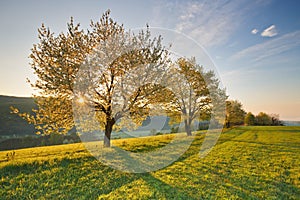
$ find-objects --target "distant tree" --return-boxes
[150,129,157,135]
[165,57,227,136]
[254,112,282,126]
[225,100,246,128]
[49,133,64,145]
[269,113,282,126]
[11,10,169,147]
[244,112,255,126]
[170,126,179,133]
[255,112,272,126]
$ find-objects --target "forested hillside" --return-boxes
[0,95,36,137]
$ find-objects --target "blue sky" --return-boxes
[0,0,300,120]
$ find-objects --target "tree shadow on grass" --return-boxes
[90,135,195,173]
[0,155,138,199]
[139,173,197,199]
[92,144,198,199]
[0,145,196,199]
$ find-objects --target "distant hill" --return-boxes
[0,95,36,137]
[0,95,172,138]
[283,121,300,126]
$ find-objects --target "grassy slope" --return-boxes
[0,126,299,199]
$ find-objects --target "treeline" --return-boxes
[225,100,283,128]
[0,132,80,151]
[244,112,282,126]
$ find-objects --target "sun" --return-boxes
[77,96,85,104]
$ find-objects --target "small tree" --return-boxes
[270,113,282,126]
[225,100,246,128]
[165,57,226,136]
[150,129,157,135]
[244,112,255,126]
[255,112,272,126]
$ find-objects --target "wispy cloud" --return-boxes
[151,0,272,48]
[261,25,277,37]
[174,0,244,47]
[251,28,259,34]
[231,30,300,62]
[221,67,259,81]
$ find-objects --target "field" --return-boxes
[0,126,300,199]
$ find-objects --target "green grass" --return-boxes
[0,126,300,199]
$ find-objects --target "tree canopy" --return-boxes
[225,100,246,128]
[165,57,226,136]
[244,112,255,126]
[12,10,170,147]
[12,10,227,147]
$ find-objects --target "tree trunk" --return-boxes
[226,121,230,128]
[184,120,192,136]
[104,120,114,147]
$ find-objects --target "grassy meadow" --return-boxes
[0,126,300,199]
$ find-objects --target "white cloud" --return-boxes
[231,30,300,62]
[261,25,278,37]
[251,28,259,34]
[174,1,243,47]
[151,0,272,48]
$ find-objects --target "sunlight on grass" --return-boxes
[0,127,300,199]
